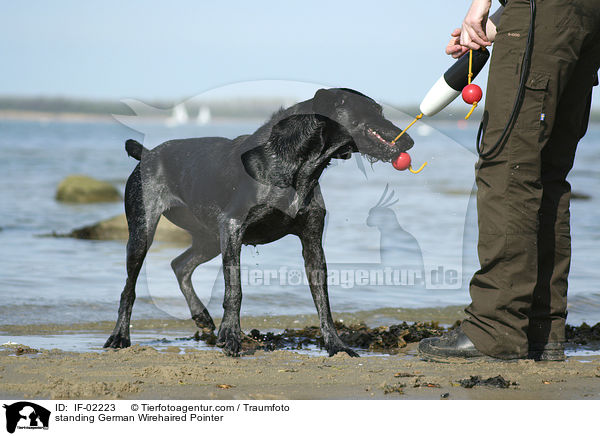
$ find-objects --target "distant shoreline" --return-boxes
[0,110,267,125]
[0,109,115,123]
[5,96,598,123]
[2,108,600,125]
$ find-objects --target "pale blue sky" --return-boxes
[0,1,473,104]
[1,1,598,108]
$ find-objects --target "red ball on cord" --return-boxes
[462,84,483,105]
[392,152,411,171]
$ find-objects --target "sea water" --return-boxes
[0,117,598,349]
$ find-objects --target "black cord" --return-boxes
[476,0,536,159]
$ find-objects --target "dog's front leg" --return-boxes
[300,213,359,357]
[216,219,244,356]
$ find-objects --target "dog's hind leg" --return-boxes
[104,167,162,349]
[171,240,220,332]
[216,219,244,356]
[299,209,359,357]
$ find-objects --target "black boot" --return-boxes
[528,343,566,361]
[418,326,491,362]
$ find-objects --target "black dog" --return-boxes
[104,88,413,357]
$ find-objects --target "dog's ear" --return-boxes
[268,115,301,146]
[268,114,321,149]
[312,88,339,117]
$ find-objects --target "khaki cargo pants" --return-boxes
[462,0,600,358]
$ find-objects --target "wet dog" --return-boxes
[104,88,414,356]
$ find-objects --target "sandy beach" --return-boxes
[1,117,599,403]
[2,316,599,400]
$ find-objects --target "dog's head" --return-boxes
[312,88,413,162]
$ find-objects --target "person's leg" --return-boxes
[528,57,600,358]
[462,0,600,358]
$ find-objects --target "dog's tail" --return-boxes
[125,139,148,160]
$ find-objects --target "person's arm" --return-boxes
[486,6,503,41]
[446,1,503,58]
[461,0,492,49]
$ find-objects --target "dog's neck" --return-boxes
[242,103,352,199]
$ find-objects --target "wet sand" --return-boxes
[1,344,599,400]
[1,314,599,400]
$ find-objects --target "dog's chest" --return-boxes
[241,206,297,246]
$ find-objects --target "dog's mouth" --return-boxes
[367,128,396,148]
[360,126,412,163]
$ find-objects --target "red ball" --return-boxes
[392,152,411,171]
[462,84,483,104]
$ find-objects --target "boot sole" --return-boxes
[418,349,520,364]
[528,351,566,361]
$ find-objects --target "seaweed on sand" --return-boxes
[191,321,454,354]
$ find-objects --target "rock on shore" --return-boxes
[56,175,122,203]
[68,214,191,244]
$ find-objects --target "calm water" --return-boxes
[1,115,599,334]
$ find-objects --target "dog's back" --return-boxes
[124,135,267,234]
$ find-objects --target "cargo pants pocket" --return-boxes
[515,71,550,130]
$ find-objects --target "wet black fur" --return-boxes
[104,88,414,357]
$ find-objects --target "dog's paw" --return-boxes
[103,333,131,349]
[192,310,216,332]
[216,326,242,357]
[325,339,359,357]
[328,346,359,358]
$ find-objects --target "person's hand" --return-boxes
[460,0,492,50]
[446,28,469,58]
[446,0,498,58]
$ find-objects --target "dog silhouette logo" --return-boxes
[3,402,50,433]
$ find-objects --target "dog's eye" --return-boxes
[351,120,359,126]
[336,98,345,107]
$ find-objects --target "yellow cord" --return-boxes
[463,49,478,119]
[391,50,480,173]
[393,49,477,174]
[408,162,428,174]
[392,113,423,143]
[468,49,473,85]
[393,113,426,174]
[464,102,477,120]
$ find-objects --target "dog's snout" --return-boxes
[395,133,414,152]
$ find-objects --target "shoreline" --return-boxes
[0,109,486,125]
[0,306,468,336]
[0,109,269,125]
[1,312,599,400]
